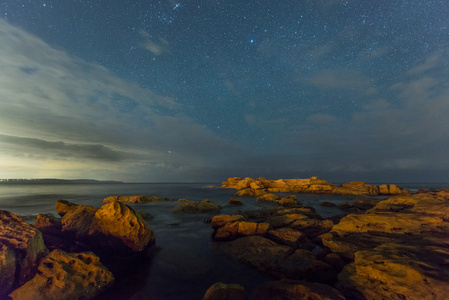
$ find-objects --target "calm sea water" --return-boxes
[0,182,447,299]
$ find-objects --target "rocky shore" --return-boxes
[1,182,448,299]
[208,188,449,299]
[221,176,410,196]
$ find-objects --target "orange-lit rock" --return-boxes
[211,214,245,230]
[0,211,48,296]
[9,249,114,300]
[172,199,221,214]
[202,282,246,300]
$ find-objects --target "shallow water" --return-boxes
[1,182,447,299]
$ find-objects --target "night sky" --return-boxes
[0,0,448,183]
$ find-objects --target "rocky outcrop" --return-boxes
[202,282,246,300]
[0,211,48,297]
[103,195,172,204]
[9,249,114,300]
[172,199,221,214]
[321,190,449,299]
[49,200,156,254]
[251,279,345,300]
[211,208,337,283]
[221,176,410,196]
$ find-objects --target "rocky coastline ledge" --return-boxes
[208,186,449,300]
[221,176,410,196]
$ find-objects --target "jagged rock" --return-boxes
[289,218,334,239]
[92,200,155,252]
[103,195,172,204]
[279,195,299,207]
[211,215,245,230]
[9,249,114,300]
[202,282,246,300]
[251,279,346,300]
[172,199,221,214]
[0,210,48,296]
[352,197,382,209]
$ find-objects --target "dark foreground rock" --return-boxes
[203,282,246,300]
[9,249,114,300]
[222,176,410,196]
[251,279,345,300]
[0,211,48,297]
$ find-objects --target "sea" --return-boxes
[0,181,448,299]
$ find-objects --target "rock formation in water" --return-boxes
[221,176,410,196]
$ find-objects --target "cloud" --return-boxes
[139,29,170,55]
[0,20,245,181]
[309,69,374,92]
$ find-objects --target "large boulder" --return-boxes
[214,221,270,241]
[92,200,155,252]
[202,282,246,300]
[9,249,114,300]
[0,211,48,296]
[251,279,345,300]
[53,200,155,254]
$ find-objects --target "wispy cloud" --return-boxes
[139,29,170,55]
[0,20,244,181]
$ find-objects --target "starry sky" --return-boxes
[0,0,448,183]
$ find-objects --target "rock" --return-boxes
[61,204,99,237]
[211,215,245,230]
[202,282,246,300]
[214,221,270,241]
[352,197,381,209]
[92,200,155,252]
[9,249,114,300]
[33,213,60,229]
[212,235,291,277]
[279,196,299,207]
[265,214,309,228]
[103,195,172,204]
[267,228,314,250]
[172,199,221,214]
[0,210,48,296]
[0,244,16,295]
[320,201,337,207]
[379,184,410,195]
[338,242,449,300]
[55,199,77,217]
[251,279,346,300]
[257,193,280,202]
[334,181,379,196]
[250,180,265,190]
[213,236,335,282]
[229,197,243,206]
[289,218,334,239]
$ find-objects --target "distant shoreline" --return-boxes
[0,179,124,185]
